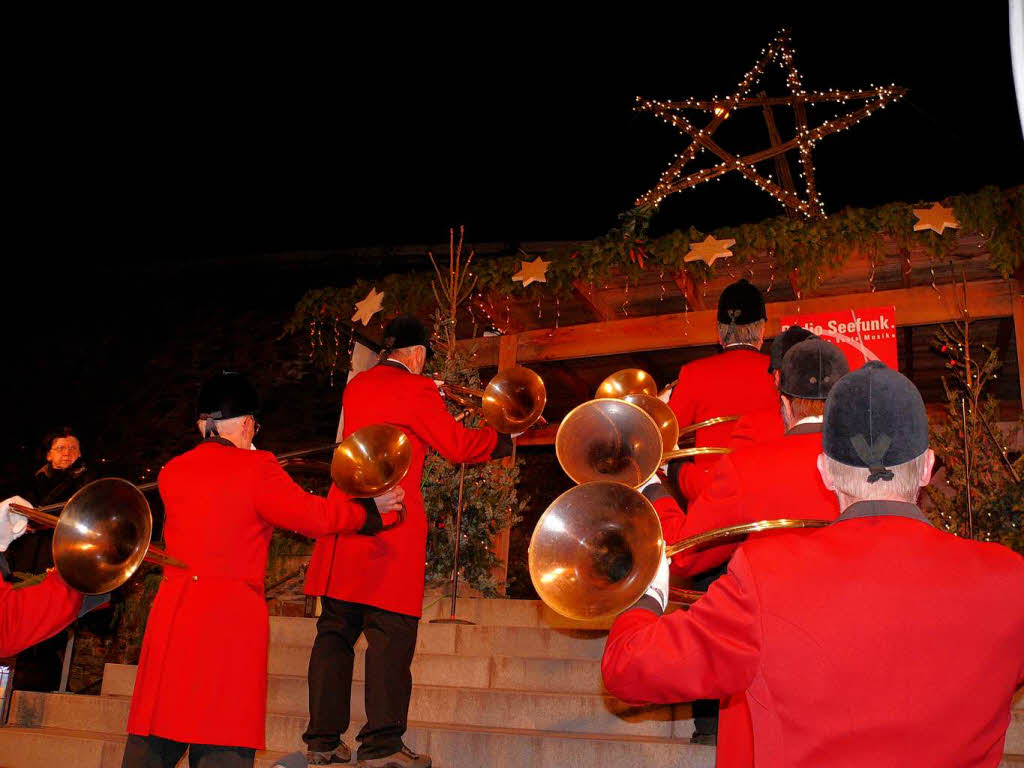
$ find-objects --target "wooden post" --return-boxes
[491,334,519,594]
[1013,281,1024,410]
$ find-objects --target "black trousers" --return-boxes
[691,562,730,736]
[121,734,255,768]
[303,597,419,759]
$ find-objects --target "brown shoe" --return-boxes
[308,742,353,764]
[356,746,432,768]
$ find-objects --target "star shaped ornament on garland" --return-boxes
[351,287,385,326]
[913,203,959,235]
[684,235,736,266]
[512,256,550,288]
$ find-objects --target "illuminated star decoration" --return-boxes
[636,29,906,219]
[913,202,959,235]
[512,256,550,288]
[351,287,385,326]
[684,235,736,266]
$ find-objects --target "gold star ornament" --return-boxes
[913,202,959,235]
[351,287,385,326]
[684,235,736,266]
[512,256,550,287]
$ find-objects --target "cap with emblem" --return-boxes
[382,315,433,359]
[768,325,816,373]
[717,279,766,326]
[823,361,928,483]
[196,372,259,422]
[779,338,849,400]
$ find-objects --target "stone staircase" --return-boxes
[1,598,1021,767]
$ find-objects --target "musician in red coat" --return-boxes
[667,280,778,501]
[0,496,82,657]
[641,337,848,759]
[303,316,511,768]
[605,363,1024,768]
[123,373,401,768]
[727,325,813,450]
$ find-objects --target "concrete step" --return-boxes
[102,649,609,696]
[418,597,614,631]
[12,683,695,743]
[0,723,715,768]
[268,616,608,660]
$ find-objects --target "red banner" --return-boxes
[779,306,898,371]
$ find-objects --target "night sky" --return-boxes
[2,7,1022,475]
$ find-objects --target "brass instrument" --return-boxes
[10,479,182,595]
[528,481,830,621]
[555,399,731,487]
[441,365,547,434]
[595,369,658,399]
[331,424,413,531]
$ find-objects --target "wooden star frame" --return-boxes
[636,29,906,218]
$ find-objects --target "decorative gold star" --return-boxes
[351,287,385,326]
[512,256,550,288]
[684,235,736,266]
[913,203,959,235]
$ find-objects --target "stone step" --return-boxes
[0,723,715,768]
[269,616,608,660]
[102,648,609,696]
[13,683,695,743]
[417,597,614,631]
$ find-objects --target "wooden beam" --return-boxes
[572,280,611,321]
[759,90,798,203]
[1014,283,1024,409]
[491,333,519,594]
[458,279,1015,367]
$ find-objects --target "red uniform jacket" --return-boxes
[0,568,82,657]
[603,502,1024,768]
[304,361,498,617]
[653,422,839,579]
[128,440,369,749]
[668,347,778,501]
[728,407,784,450]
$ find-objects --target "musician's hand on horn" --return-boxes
[0,496,31,552]
[642,555,670,613]
[374,485,406,529]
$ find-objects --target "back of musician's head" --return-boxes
[819,362,933,506]
[716,279,766,348]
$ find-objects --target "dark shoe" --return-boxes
[690,732,717,746]
[357,746,432,768]
[308,743,353,764]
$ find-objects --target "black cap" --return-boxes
[717,279,766,325]
[823,361,928,483]
[382,315,433,359]
[196,372,259,421]
[768,325,816,373]
[779,338,849,400]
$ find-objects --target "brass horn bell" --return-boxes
[529,480,832,621]
[442,365,547,434]
[595,369,658,399]
[52,478,157,595]
[331,424,413,497]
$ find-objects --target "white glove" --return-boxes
[638,473,662,494]
[643,555,670,612]
[660,443,680,474]
[0,496,31,552]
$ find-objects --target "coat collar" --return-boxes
[722,343,762,353]
[377,359,412,373]
[201,436,236,448]
[834,500,934,527]
[785,419,824,436]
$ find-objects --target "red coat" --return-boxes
[305,361,498,617]
[668,347,778,500]
[128,440,369,749]
[728,407,784,450]
[603,503,1024,768]
[654,423,839,579]
[0,569,81,657]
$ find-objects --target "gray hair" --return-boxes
[823,452,929,504]
[717,320,765,348]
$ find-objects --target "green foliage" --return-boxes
[421,318,525,595]
[924,324,1024,552]
[288,186,1021,373]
